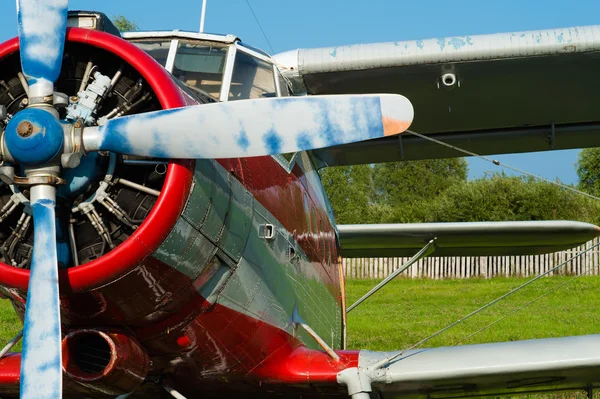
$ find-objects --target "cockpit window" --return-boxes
[229,51,276,101]
[131,40,171,67]
[173,41,228,100]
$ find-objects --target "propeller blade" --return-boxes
[20,185,62,399]
[16,0,69,98]
[84,94,413,159]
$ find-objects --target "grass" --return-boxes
[346,276,600,350]
[0,299,20,352]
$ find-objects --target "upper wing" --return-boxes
[274,25,600,166]
[338,220,600,257]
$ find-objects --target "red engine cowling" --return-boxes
[0,28,198,323]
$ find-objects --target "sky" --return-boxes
[0,0,597,184]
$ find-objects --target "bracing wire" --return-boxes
[405,129,600,202]
[408,242,600,349]
[372,240,600,369]
[454,259,600,346]
[245,0,275,54]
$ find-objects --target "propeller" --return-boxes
[15,1,67,398]
[6,0,414,398]
[20,186,62,399]
[17,0,68,99]
[83,94,414,159]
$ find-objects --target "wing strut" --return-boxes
[292,307,340,361]
[346,239,436,313]
[162,384,188,399]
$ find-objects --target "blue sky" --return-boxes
[0,0,597,183]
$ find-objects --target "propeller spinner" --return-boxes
[6,1,414,398]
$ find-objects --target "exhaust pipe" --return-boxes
[62,329,149,395]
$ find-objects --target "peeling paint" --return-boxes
[436,37,446,51]
[447,37,471,50]
[285,24,600,78]
[329,48,337,57]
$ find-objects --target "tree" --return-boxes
[319,159,468,224]
[426,173,600,224]
[577,148,600,197]
[320,160,600,226]
[372,159,468,223]
[319,165,378,224]
[113,15,139,32]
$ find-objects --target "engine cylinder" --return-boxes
[0,28,195,293]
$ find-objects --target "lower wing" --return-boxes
[249,335,600,398]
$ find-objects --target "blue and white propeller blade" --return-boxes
[16,0,69,98]
[83,94,414,159]
[19,185,62,399]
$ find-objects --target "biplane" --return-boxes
[0,1,597,398]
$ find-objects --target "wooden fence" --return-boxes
[342,238,600,279]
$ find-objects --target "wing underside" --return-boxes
[275,25,600,166]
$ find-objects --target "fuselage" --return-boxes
[0,26,348,397]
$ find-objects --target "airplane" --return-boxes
[0,1,599,398]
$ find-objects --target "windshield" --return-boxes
[172,41,229,100]
[130,40,171,67]
[229,50,276,101]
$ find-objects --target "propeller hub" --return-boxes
[4,108,65,166]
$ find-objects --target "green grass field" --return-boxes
[0,276,598,398]
[346,276,600,350]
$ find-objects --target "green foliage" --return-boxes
[426,173,600,224]
[319,165,377,224]
[320,159,599,225]
[373,158,467,204]
[319,159,469,224]
[577,148,600,197]
[373,159,468,223]
[112,15,139,32]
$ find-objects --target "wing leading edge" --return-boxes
[338,220,600,257]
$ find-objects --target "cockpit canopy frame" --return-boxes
[123,31,289,102]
